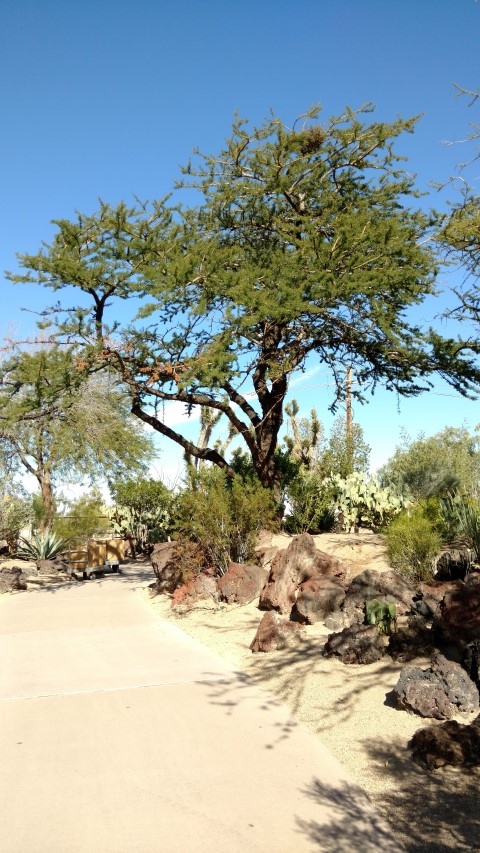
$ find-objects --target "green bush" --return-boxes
[110,478,175,552]
[284,469,336,534]
[440,495,480,561]
[174,466,277,574]
[386,510,442,582]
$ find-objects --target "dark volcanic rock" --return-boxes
[410,715,480,769]
[0,565,28,593]
[394,653,479,719]
[323,624,385,665]
[250,611,306,653]
[217,561,267,605]
[388,616,436,662]
[434,584,480,645]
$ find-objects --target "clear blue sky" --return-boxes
[1,0,480,484]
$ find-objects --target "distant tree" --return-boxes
[322,416,371,478]
[53,490,111,541]
[0,348,155,529]
[110,477,173,552]
[378,426,480,500]
[8,106,480,493]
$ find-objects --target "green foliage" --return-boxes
[17,531,67,561]
[0,492,32,552]
[379,427,480,500]
[322,418,371,479]
[327,472,406,531]
[440,495,480,561]
[174,466,277,574]
[386,510,442,582]
[53,491,111,541]
[284,470,336,534]
[365,599,397,635]
[110,478,174,552]
[9,107,480,491]
[0,349,155,530]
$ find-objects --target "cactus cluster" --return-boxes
[327,472,407,531]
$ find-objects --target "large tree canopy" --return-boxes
[8,105,480,489]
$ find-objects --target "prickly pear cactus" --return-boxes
[327,472,407,531]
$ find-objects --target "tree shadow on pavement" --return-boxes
[295,777,402,853]
[361,736,480,852]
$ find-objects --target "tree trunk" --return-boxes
[38,470,54,532]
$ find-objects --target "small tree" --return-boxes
[110,478,173,552]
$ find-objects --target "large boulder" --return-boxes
[323,624,385,665]
[0,565,28,593]
[250,611,305,653]
[293,575,346,624]
[409,715,480,769]
[434,583,480,646]
[259,533,348,615]
[217,561,267,605]
[393,653,479,719]
[416,579,464,620]
[342,569,416,627]
[150,541,184,593]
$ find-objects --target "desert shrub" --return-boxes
[284,470,336,534]
[0,492,32,552]
[440,495,480,561]
[174,466,277,574]
[386,510,442,582]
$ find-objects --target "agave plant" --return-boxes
[17,531,67,561]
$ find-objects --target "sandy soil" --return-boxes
[143,532,480,853]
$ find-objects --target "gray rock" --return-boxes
[0,565,28,593]
[293,575,346,624]
[394,653,479,719]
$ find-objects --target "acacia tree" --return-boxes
[0,347,154,529]
[8,105,480,491]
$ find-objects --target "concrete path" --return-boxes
[0,564,401,852]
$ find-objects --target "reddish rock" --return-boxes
[410,715,480,769]
[217,562,267,605]
[435,584,480,645]
[250,611,306,653]
[150,541,184,593]
[417,579,464,619]
[259,533,348,615]
[36,559,69,575]
[394,653,479,719]
[323,624,385,665]
[171,573,218,607]
[293,576,346,624]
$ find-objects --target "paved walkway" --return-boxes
[0,563,401,852]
